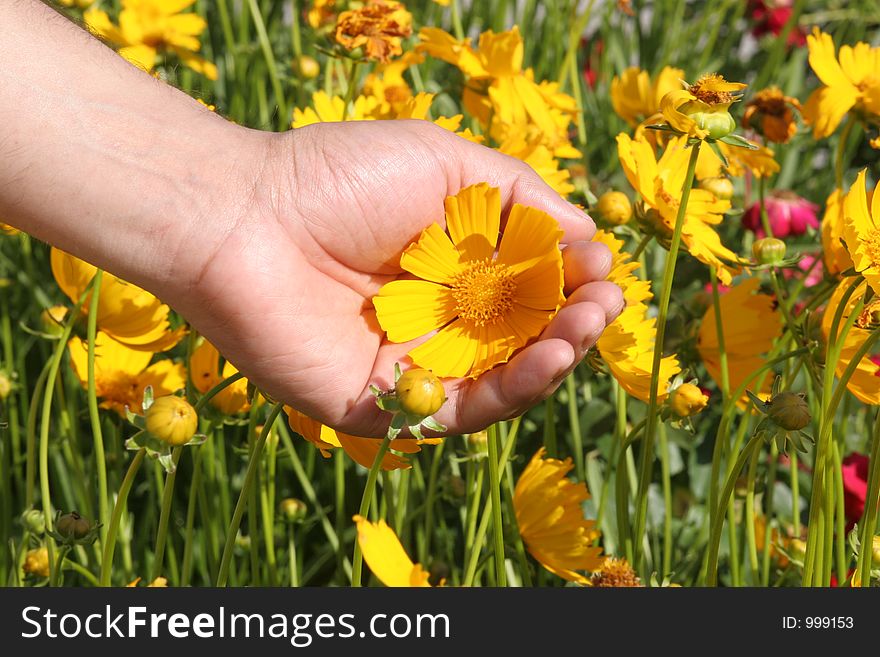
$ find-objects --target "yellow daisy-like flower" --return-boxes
[822,189,853,276]
[68,332,186,416]
[307,0,336,29]
[697,278,782,403]
[843,169,880,296]
[616,133,742,284]
[51,248,186,352]
[513,448,604,584]
[610,65,684,127]
[590,557,642,587]
[335,0,412,64]
[743,87,802,144]
[497,133,574,197]
[821,279,880,405]
[418,27,579,159]
[84,0,217,79]
[373,183,564,378]
[694,140,780,181]
[362,51,424,118]
[802,28,880,139]
[353,516,431,587]
[659,73,746,140]
[597,304,681,402]
[591,229,651,306]
[285,407,429,471]
[189,339,251,415]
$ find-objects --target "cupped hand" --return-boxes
[177,120,623,437]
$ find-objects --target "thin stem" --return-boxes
[834,116,855,189]
[150,447,184,581]
[216,402,285,587]
[100,449,145,586]
[194,372,245,413]
[633,140,702,567]
[486,422,507,586]
[246,0,288,130]
[351,433,392,587]
[566,375,584,481]
[856,408,880,586]
[341,61,361,121]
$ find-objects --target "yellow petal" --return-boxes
[373,280,458,343]
[353,516,431,586]
[408,319,478,378]
[399,223,463,284]
[444,183,501,262]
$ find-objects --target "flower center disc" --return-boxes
[451,259,517,326]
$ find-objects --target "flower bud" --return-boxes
[596,191,633,225]
[279,498,307,524]
[23,547,50,578]
[466,430,488,455]
[679,103,736,139]
[293,55,320,80]
[40,306,68,337]
[752,237,786,265]
[767,392,810,431]
[698,177,734,200]
[146,395,198,446]
[56,511,92,540]
[395,369,445,419]
[21,509,45,535]
[669,383,709,418]
[0,371,12,400]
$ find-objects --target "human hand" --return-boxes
[173,120,623,437]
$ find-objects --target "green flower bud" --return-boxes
[21,509,46,535]
[679,102,736,139]
[767,392,810,431]
[752,237,787,265]
[279,498,307,524]
[698,177,735,201]
[466,430,488,455]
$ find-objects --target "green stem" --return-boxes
[216,402,284,587]
[100,449,145,586]
[633,140,702,568]
[246,0,288,130]
[658,423,673,579]
[180,446,203,586]
[566,375,584,481]
[486,422,507,586]
[194,372,245,413]
[744,446,761,584]
[856,408,880,586]
[85,268,109,548]
[351,432,392,587]
[834,116,855,189]
[150,447,183,581]
[341,61,361,122]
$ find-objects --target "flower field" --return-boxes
[3,0,880,589]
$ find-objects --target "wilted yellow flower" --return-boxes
[374,183,564,378]
[802,28,880,138]
[610,66,684,127]
[590,557,641,587]
[189,339,251,415]
[822,189,853,275]
[23,548,50,578]
[418,27,579,158]
[743,87,801,144]
[821,280,880,405]
[659,73,746,139]
[335,0,412,63]
[85,0,217,79]
[353,516,431,587]
[598,304,681,403]
[616,133,742,284]
[51,248,186,352]
[843,169,880,297]
[513,448,603,584]
[669,382,709,418]
[697,278,782,404]
[68,332,186,416]
[285,407,428,471]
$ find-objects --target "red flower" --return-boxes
[581,38,603,89]
[742,191,819,238]
[841,453,869,531]
[748,0,806,46]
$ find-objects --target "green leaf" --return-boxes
[719,133,759,150]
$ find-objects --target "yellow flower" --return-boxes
[822,189,853,276]
[189,339,251,415]
[598,304,681,402]
[821,280,880,405]
[743,87,802,144]
[374,183,564,378]
[68,332,186,416]
[58,0,95,7]
[697,278,782,404]
[335,0,412,64]
[616,133,742,284]
[610,65,684,127]
[307,0,336,29]
[590,557,641,587]
[0,222,19,235]
[843,169,880,297]
[496,133,574,197]
[591,229,651,306]
[659,73,746,139]
[84,0,217,79]
[362,51,424,118]
[285,407,429,471]
[145,395,198,446]
[803,28,880,138]
[513,448,603,584]
[353,516,431,587]
[127,576,168,587]
[418,27,579,158]
[23,548,50,578]
[51,248,186,352]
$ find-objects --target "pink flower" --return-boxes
[782,254,824,288]
[748,0,806,46]
[841,453,869,531]
[743,191,819,238]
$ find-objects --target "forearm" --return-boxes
[0,0,266,302]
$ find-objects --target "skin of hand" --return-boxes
[0,1,623,437]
